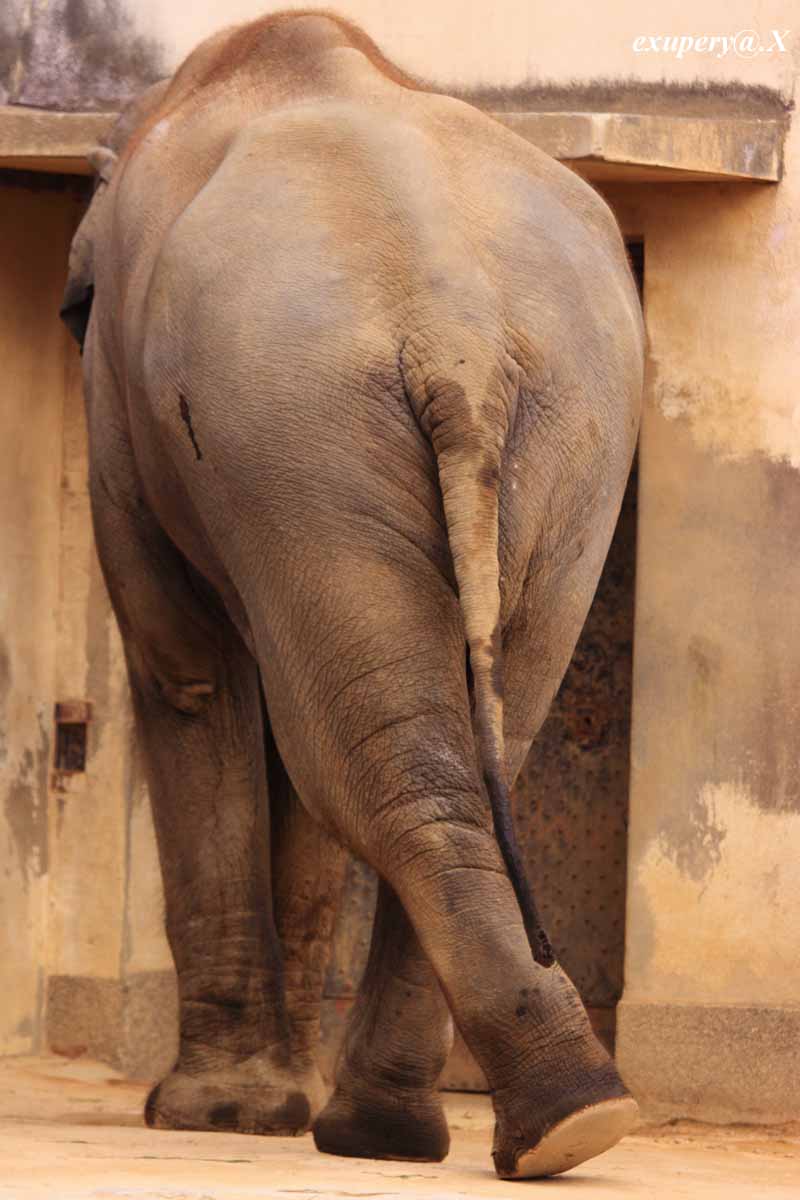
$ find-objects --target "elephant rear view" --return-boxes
[62,10,643,1179]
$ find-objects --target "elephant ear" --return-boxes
[86,145,117,183]
[60,145,118,351]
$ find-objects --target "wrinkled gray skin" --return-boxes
[62,11,643,1178]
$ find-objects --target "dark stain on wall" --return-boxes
[656,789,727,884]
[735,455,800,815]
[512,462,637,1011]
[0,632,49,887]
[648,430,800,821]
[0,6,21,107]
[1,0,166,112]
[4,717,50,886]
[0,6,790,119]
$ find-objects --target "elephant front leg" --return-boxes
[89,446,319,1135]
[313,880,453,1162]
[131,634,316,1135]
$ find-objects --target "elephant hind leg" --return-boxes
[313,879,452,1163]
[250,557,634,1174]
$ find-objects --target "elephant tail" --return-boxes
[417,366,555,969]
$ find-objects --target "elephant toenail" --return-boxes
[209,1101,241,1127]
[272,1091,311,1130]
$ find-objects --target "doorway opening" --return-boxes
[511,237,644,1053]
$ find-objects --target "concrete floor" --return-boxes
[0,1057,797,1199]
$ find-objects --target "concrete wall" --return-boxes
[0,2,796,108]
[604,121,800,1122]
[0,172,176,1074]
[0,177,70,1054]
[45,262,176,1077]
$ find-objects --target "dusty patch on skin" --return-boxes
[476,453,500,492]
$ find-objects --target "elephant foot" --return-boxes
[145,1056,327,1136]
[494,1095,639,1179]
[313,1085,450,1162]
[491,1051,642,1180]
[483,963,639,1178]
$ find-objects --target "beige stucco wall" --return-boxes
[0,182,74,1053]
[45,294,174,1063]
[0,176,174,1067]
[1,2,796,112]
[131,0,797,93]
[44,226,176,1072]
[626,121,800,999]
[48,355,128,987]
[604,108,800,1121]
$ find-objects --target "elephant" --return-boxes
[60,9,644,1180]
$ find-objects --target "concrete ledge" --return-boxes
[0,107,112,174]
[497,112,784,181]
[0,104,786,182]
[616,1000,800,1124]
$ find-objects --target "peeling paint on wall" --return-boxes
[629,781,800,1006]
[0,629,49,891]
[628,409,800,821]
[656,784,726,885]
[3,713,49,885]
[655,368,800,471]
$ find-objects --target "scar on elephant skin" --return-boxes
[178,393,203,461]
